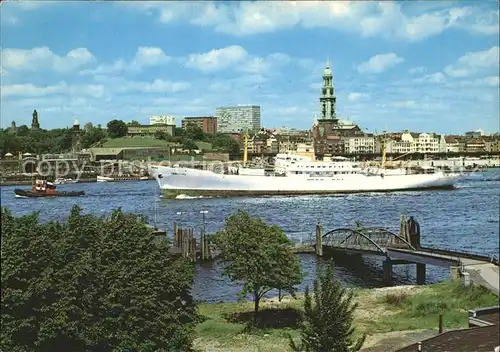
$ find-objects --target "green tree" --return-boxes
[128,120,141,126]
[155,131,168,140]
[16,125,30,137]
[289,261,365,352]
[81,127,106,149]
[182,139,198,150]
[106,119,128,138]
[214,210,303,315]
[185,123,205,141]
[84,122,94,131]
[1,206,199,351]
[210,134,241,153]
[174,127,185,137]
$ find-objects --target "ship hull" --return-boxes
[97,175,149,182]
[149,165,461,199]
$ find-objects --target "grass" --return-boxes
[195,141,213,151]
[370,280,498,333]
[101,137,173,148]
[193,281,498,352]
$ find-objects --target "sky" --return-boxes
[1,1,499,134]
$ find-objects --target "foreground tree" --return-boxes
[214,210,302,315]
[289,261,365,352]
[1,206,198,351]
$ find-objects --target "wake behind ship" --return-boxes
[148,153,461,199]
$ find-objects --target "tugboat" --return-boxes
[14,179,85,198]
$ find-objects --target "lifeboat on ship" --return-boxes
[14,179,85,198]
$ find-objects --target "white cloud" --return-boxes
[123,2,499,41]
[80,46,170,76]
[413,72,446,84]
[2,47,95,72]
[185,45,247,72]
[357,53,404,74]
[116,79,191,94]
[347,92,370,102]
[409,66,426,75]
[475,76,500,87]
[1,82,105,98]
[444,46,499,77]
[184,45,291,74]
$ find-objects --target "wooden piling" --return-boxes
[200,231,205,260]
[206,237,212,259]
[190,233,196,263]
[315,222,323,257]
[438,314,444,334]
[399,214,406,244]
[173,223,178,246]
[182,229,189,258]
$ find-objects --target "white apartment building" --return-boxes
[382,132,447,154]
[345,136,375,154]
[216,105,261,133]
[445,137,460,153]
[150,115,176,126]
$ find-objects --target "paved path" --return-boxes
[464,264,499,295]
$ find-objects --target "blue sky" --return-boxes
[1,1,499,134]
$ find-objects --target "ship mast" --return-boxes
[381,135,387,169]
[243,130,248,167]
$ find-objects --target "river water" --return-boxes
[2,170,499,303]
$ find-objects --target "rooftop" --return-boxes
[396,325,500,352]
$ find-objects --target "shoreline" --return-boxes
[0,178,98,187]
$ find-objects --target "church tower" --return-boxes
[31,110,40,130]
[319,58,337,121]
[72,119,82,152]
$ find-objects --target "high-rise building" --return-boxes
[182,116,217,134]
[216,105,261,133]
[150,115,176,126]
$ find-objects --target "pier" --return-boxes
[311,216,499,294]
[150,216,498,294]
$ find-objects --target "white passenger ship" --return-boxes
[148,139,461,199]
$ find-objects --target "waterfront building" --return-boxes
[465,138,486,153]
[296,141,315,159]
[465,129,484,138]
[246,128,278,154]
[150,115,176,126]
[182,116,217,134]
[277,132,313,153]
[216,105,261,133]
[378,132,447,154]
[88,147,171,161]
[485,139,500,153]
[345,135,375,154]
[414,133,441,153]
[127,123,175,137]
[445,136,460,153]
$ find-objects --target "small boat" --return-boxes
[14,179,85,198]
[54,177,78,185]
[97,175,150,182]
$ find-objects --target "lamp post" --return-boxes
[200,210,208,236]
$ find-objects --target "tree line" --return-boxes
[0,119,240,155]
[1,206,365,351]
